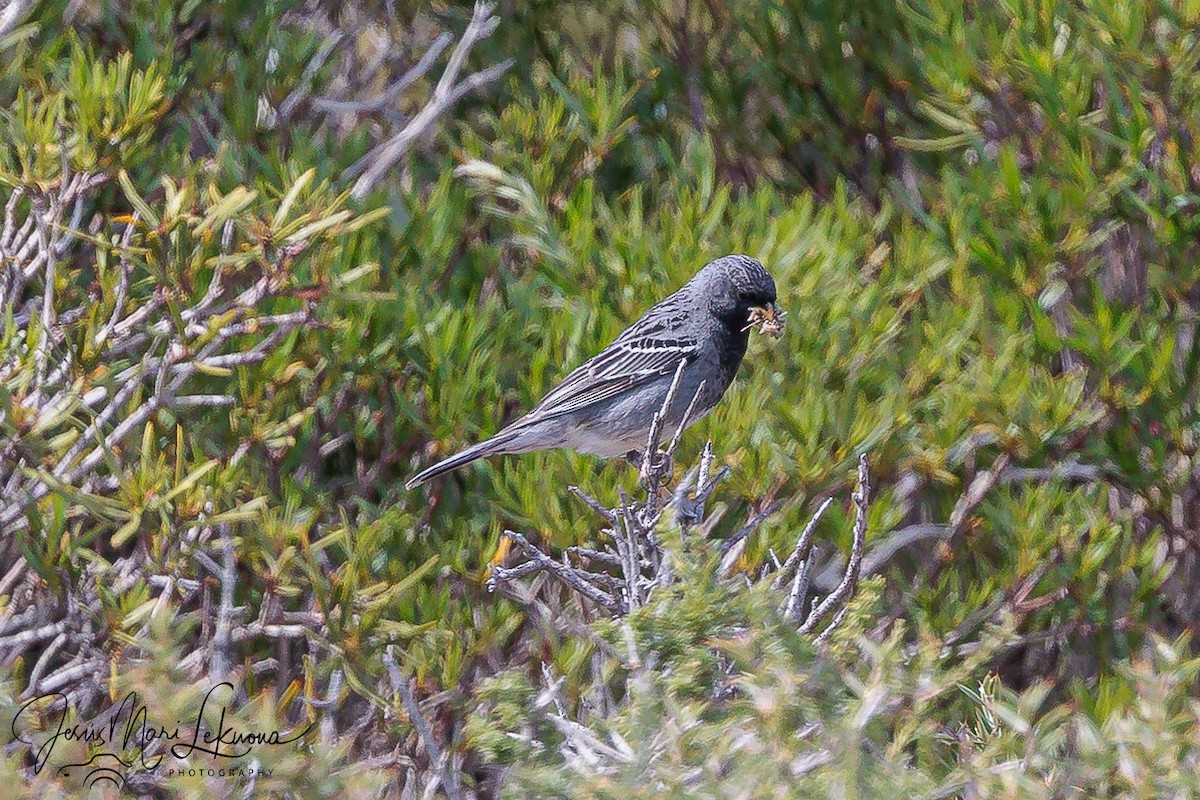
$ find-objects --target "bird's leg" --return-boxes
[653,449,674,483]
[626,449,655,487]
[628,448,674,489]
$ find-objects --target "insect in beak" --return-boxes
[743,303,787,338]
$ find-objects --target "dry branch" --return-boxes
[800,454,869,638]
[345,3,514,199]
[489,428,873,653]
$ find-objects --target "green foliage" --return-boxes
[469,521,1200,798]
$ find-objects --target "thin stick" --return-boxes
[314,33,452,116]
[210,523,236,679]
[666,380,706,457]
[774,497,834,590]
[643,358,688,465]
[800,454,869,636]
[349,3,512,198]
[384,646,464,800]
[719,498,782,556]
[569,485,618,523]
[497,531,624,615]
[789,544,820,623]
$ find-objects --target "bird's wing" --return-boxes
[516,309,698,425]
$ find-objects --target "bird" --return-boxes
[405,254,784,489]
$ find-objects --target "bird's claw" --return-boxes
[629,448,673,489]
[639,457,655,488]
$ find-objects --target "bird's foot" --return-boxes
[627,448,674,490]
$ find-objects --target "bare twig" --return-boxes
[638,357,689,490]
[24,632,68,698]
[718,498,783,556]
[666,379,707,457]
[0,0,34,39]
[999,462,1102,485]
[775,497,834,590]
[948,453,1011,535]
[348,3,513,199]
[0,620,68,651]
[813,522,949,592]
[489,531,625,615]
[314,32,453,116]
[384,646,464,800]
[279,30,346,119]
[0,559,27,599]
[210,524,236,680]
[800,454,870,637]
[780,498,834,620]
[569,485,618,524]
[0,212,321,531]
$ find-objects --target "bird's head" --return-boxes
[702,255,785,338]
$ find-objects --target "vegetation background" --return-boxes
[1,0,1199,797]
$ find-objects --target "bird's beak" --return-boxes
[745,303,787,339]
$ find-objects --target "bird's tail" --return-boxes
[404,431,516,489]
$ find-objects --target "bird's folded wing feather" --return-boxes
[515,317,697,425]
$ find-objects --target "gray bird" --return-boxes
[405,254,783,489]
